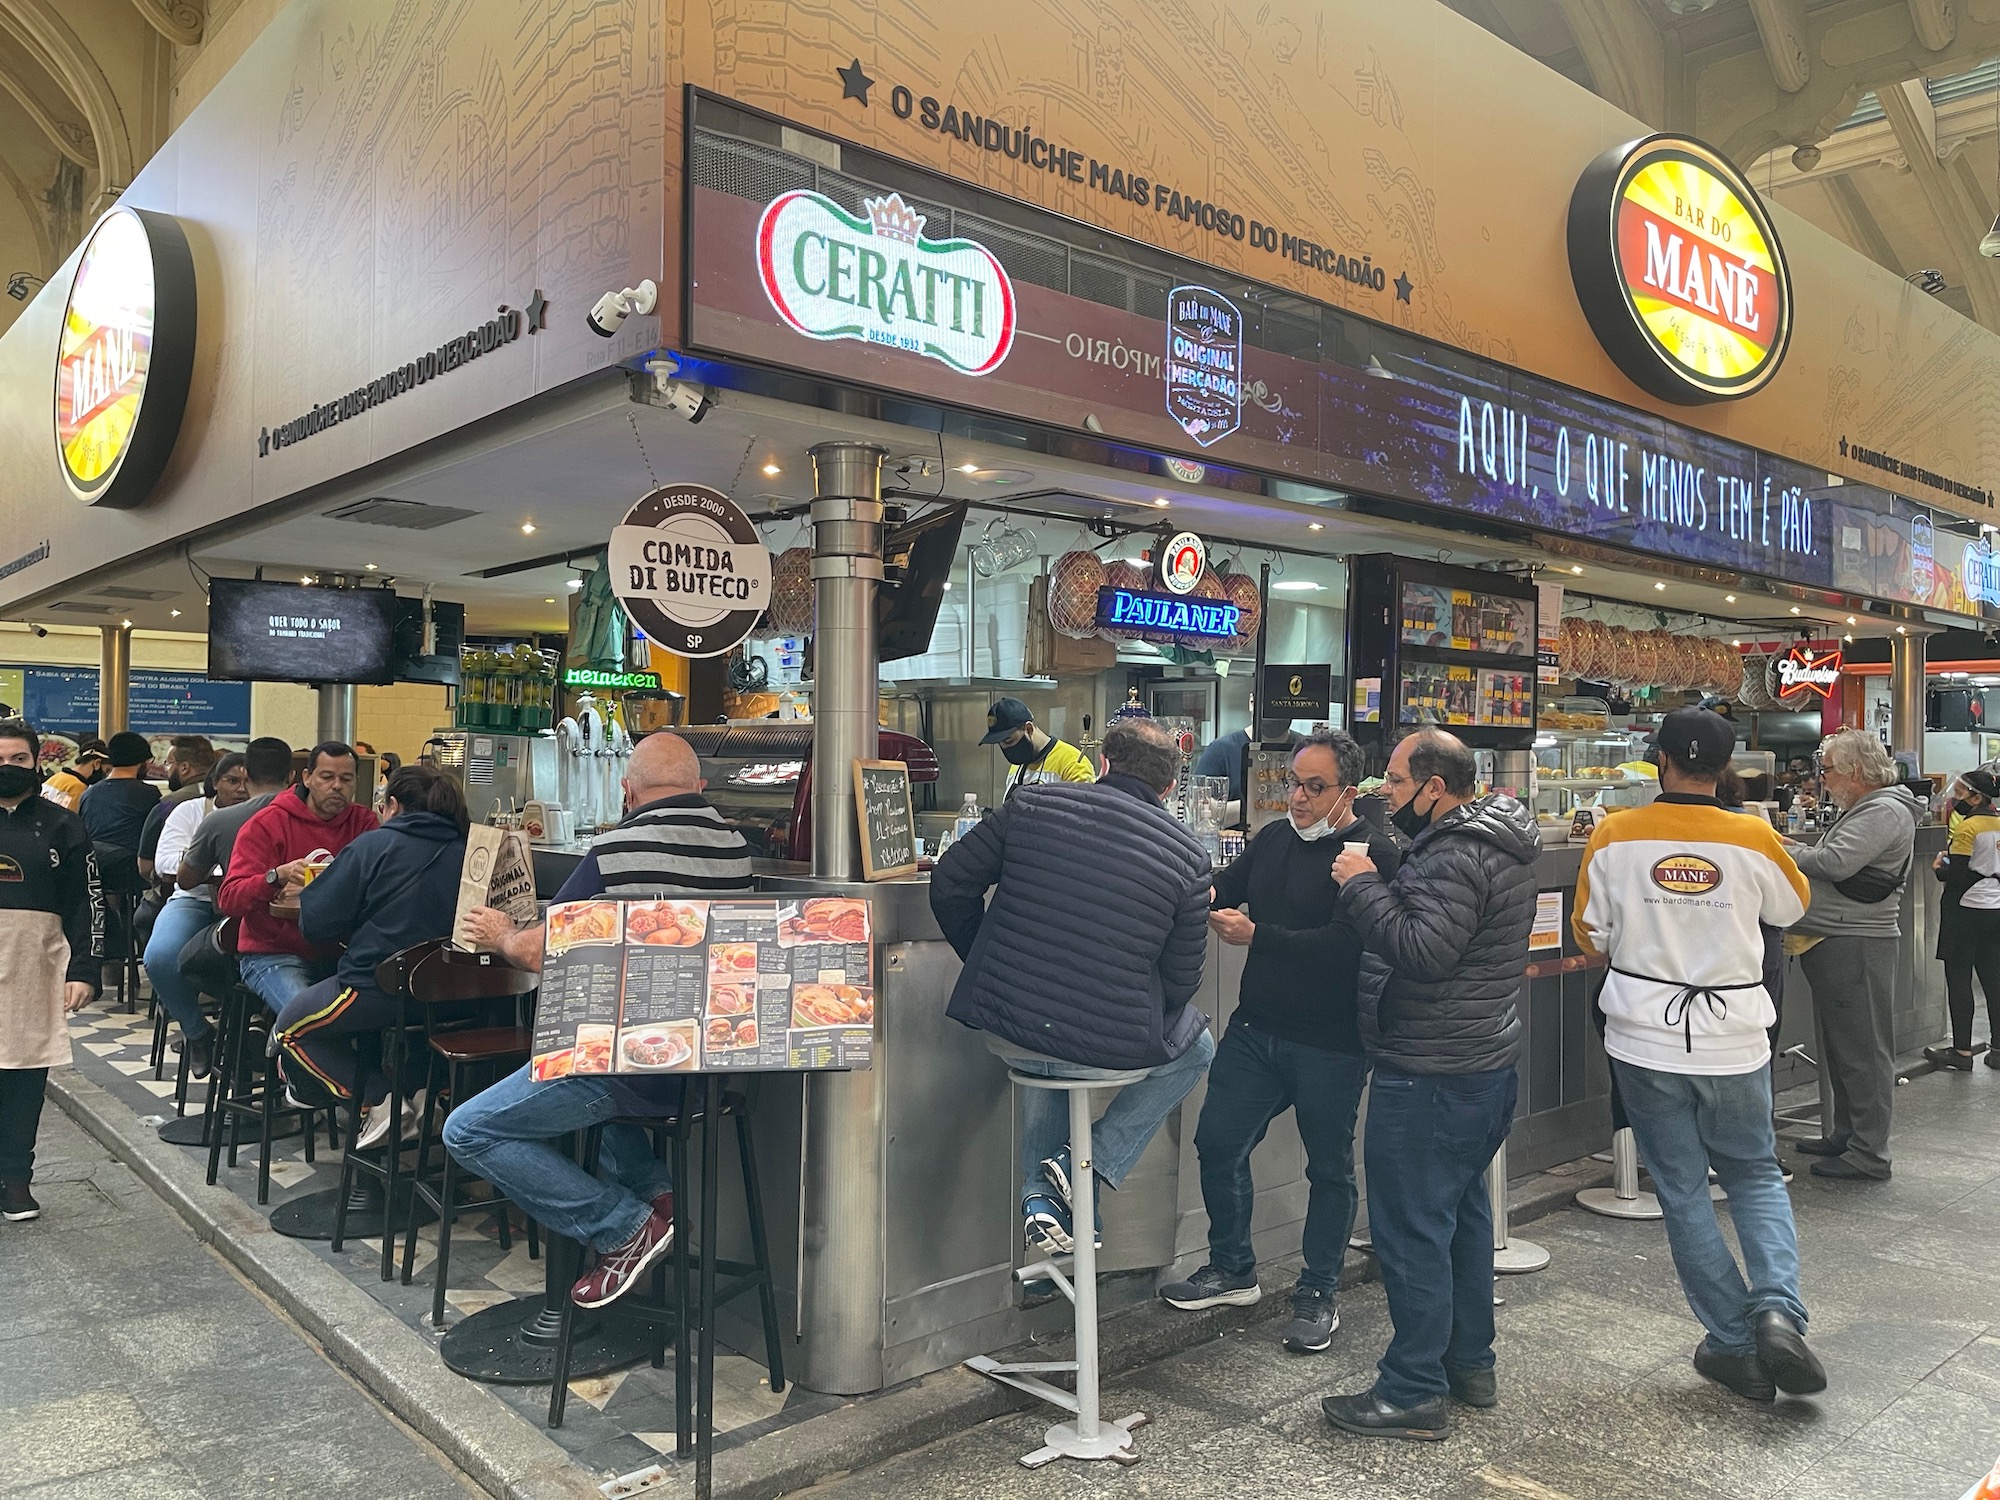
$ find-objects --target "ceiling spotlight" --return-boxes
[120,618,132,628]
[1846,615,1856,625]
[520,522,537,535]
[301,575,313,584]
[1654,581,1666,591]
[544,597,556,604]
[1844,633,1854,642]
[1906,268,1949,296]
[1570,565,1584,574]
[169,608,181,618]
[958,462,979,474]
[1733,640,1741,647]
[1307,521,1325,531]
[1896,624,1908,634]
[363,563,379,571]
[1789,605,1801,614]
[1152,498,1170,508]
[1724,593,1737,603]
[566,579,583,591]
[762,463,781,477]
[1271,580,1325,591]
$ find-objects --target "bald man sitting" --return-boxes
[448,731,754,1311]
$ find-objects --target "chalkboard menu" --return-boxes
[530,897,874,1079]
[853,759,918,881]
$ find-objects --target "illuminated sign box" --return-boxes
[1095,586,1240,640]
[562,668,663,691]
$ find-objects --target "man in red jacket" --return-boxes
[216,741,376,1012]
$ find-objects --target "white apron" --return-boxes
[0,910,71,1070]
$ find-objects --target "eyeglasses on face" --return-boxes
[1283,774,1337,798]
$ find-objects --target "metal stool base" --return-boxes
[441,1294,652,1384]
[1020,1413,1149,1468]
[270,1182,436,1242]
[1493,1239,1550,1274]
[1574,1186,1664,1220]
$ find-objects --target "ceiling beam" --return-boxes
[1821,173,1905,278]
[1908,0,1958,53]
[1553,0,1667,127]
[1877,78,2000,328]
[0,149,55,278]
[125,0,201,48]
[1748,0,1812,94]
[0,55,95,168]
[0,0,135,212]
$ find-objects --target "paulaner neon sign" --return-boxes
[1095,586,1241,639]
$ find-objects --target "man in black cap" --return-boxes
[79,731,162,851]
[1571,707,1823,1406]
[980,696,1094,796]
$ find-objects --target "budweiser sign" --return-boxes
[1776,645,1841,700]
[756,190,1015,377]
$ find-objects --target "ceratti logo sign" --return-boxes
[756,190,1015,376]
[1567,135,1792,405]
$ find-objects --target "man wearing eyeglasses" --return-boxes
[1159,730,1398,1355]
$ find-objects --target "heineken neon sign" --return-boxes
[1095,586,1241,640]
[756,190,1016,376]
[562,668,662,691]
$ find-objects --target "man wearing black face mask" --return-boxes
[1319,729,1539,1441]
[0,719,103,1222]
[980,697,1094,794]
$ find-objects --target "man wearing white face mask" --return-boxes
[1159,731,1400,1355]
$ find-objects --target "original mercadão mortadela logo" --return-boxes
[1651,854,1723,895]
[756,190,1016,376]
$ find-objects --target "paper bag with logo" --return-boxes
[453,823,538,948]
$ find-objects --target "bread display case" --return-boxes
[679,722,939,862]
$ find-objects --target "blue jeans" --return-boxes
[1611,1059,1807,1355]
[441,1064,677,1254]
[1195,1021,1368,1294]
[237,952,330,1014]
[999,1029,1216,1202]
[1365,1065,1517,1408]
[143,895,216,1040]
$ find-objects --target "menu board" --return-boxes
[1399,584,1532,657]
[530,897,874,1079]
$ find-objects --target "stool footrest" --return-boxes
[1017,1259,1075,1302]
[963,1357,1080,1416]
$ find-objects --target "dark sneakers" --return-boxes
[1,1179,40,1222]
[1694,1337,1774,1403]
[1754,1311,1828,1395]
[1789,1136,1847,1157]
[1447,1366,1499,1407]
[570,1207,676,1308]
[1158,1264,1261,1309]
[1810,1158,1890,1182]
[1925,1045,1975,1071]
[1987,1049,2000,1071]
[1321,1390,1450,1441]
[1281,1286,1338,1352]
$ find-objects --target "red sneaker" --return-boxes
[652,1190,674,1223]
[571,1207,676,1308]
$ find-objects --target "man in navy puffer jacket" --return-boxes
[931,715,1213,1255]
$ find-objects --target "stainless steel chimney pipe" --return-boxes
[808,442,886,880]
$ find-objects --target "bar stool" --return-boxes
[203,920,333,1202]
[966,1070,1152,1469]
[545,1090,787,1434]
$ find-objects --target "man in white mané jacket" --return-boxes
[1573,708,1825,1407]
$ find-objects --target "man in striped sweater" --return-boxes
[450,731,752,1309]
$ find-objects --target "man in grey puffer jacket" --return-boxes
[1320,730,1540,1442]
[1785,729,1921,1182]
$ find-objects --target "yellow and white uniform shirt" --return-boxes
[1573,795,1809,1075]
[1951,810,2000,911]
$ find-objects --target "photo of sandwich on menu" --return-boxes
[530,898,875,1079]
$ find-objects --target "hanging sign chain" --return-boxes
[627,411,660,490]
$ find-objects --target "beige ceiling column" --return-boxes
[0,58,96,171]
[1748,0,1812,94]
[1907,0,1958,53]
[0,0,136,214]
[1877,78,2000,328]
[1553,0,1669,128]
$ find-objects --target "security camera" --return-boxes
[28,624,48,638]
[659,378,711,423]
[587,279,658,338]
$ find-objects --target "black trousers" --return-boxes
[1943,906,2000,1052]
[0,1067,51,1182]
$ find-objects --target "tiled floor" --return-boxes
[60,1000,813,1483]
[804,1062,2000,1500]
[0,1107,482,1499]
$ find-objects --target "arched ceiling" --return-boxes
[1442,0,2000,331]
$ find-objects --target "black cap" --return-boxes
[107,731,152,768]
[1964,769,2000,800]
[1654,707,1736,771]
[980,697,1034,745]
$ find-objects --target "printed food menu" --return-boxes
[530,897,874,1079]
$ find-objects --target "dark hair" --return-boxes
[1714,767,1746,808]
[205,752,247,796]
[305,740,355,773]
[107,730,153,767]
[244,736,294,787]
[1101,717,1180,795]
[380,751,403,776]
[383,764,470,836]
[0,718,39,760]
[1295,729,1365,791]
[170,735,217,774]
[1403,729,1478,798]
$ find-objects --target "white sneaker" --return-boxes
[354,1099,394,1150]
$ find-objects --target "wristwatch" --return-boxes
[265,867,281,887]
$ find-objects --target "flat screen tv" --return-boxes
[207,578,398,685]
[392,596,466,687]
[879,503,966,663]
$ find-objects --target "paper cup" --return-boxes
[1343,841,1370,856]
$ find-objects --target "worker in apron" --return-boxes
[0,719,104,1222]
